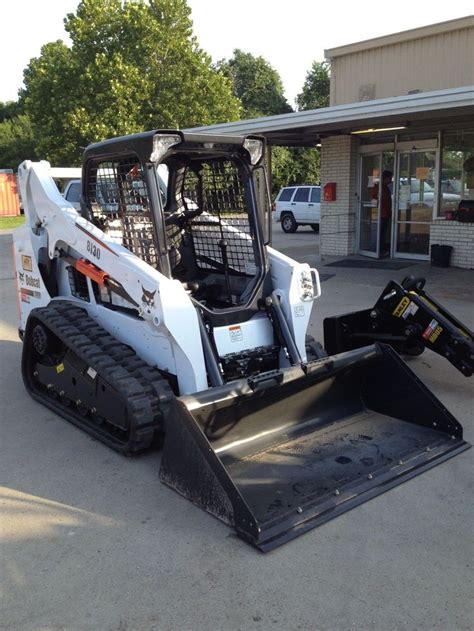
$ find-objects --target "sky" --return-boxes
[1,1,472,108]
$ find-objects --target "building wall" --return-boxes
[320,135,359,256]
[328,18,474,106]
[430,220,474,269]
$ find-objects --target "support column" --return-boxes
[320,135,359,256]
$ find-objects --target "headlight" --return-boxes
[244,138,263,165]
[151,133,182,162]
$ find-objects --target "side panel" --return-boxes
[13,226,51,330]
[213,314,274,357]
[267,246,318,361]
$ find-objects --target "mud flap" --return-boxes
[159,344,469,551]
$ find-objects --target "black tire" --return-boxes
[310,224,319,232]
[401,275,426,292]
[402,343,425,357]
[281,213,297,233]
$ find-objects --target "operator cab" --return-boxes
[82,131,271,322]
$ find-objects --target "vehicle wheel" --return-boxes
[401,275,426,292]
[310,224,319,232]
[281,213,297,233]
[402,342,425,356]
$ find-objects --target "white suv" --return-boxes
[273,185,321,233]
[63,179,82,210]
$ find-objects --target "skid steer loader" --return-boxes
[13,130,470,551]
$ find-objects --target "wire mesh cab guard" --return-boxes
[163,157,263,310]
[82,134,268,316]
[86,156,160,269]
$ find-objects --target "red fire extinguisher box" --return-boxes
[323,182,336,202]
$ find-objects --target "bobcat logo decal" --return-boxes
[141,285,156,308]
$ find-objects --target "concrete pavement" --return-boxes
[1,227,473,631]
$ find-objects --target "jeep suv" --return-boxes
[273,185,321,233]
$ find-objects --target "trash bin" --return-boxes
[431,244,452,267]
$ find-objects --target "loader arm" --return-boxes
[14,160,208,394]
[324,275,474,376]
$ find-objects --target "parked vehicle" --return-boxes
[273,185,321,233]
[63,179,81,210]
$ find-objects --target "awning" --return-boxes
[188,86,474,146]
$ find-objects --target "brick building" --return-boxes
[192,16,474,268]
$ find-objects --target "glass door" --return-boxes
[394,150,437,258]
[358,152,394,257]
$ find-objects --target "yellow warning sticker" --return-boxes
[56,363,65,374]
[392,297,410,317]
[21,255,33,272]
[429,326,443,344]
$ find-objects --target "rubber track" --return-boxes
[22,301,173,454]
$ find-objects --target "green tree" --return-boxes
[274,60,329,191]
[0,100,37,169]
[21,0,240,164]
[0,114,38,169]
[270,146,321,194]
[0,101,22,123]
[296,61,330,111]
[218,49,292,118]
[217,49,294,193]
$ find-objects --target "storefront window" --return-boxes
[440,131,474,217]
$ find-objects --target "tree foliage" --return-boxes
[0,101,38,169]
[217,49,292,119]
[0,101,22,123]
[270,146,321,194]
[21,0,240,164]
[296,61,330,111]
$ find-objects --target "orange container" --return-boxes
[0,171,21,216]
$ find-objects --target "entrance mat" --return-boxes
[325,259,414,270]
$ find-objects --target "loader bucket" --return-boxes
[160,344,469,551]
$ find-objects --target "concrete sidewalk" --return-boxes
[1,230,473,631]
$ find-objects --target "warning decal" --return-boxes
[392,297,410,317]
[422,318,443,343]
[22,255,33,272]
[401,301,419,320]
[229,325,243,343]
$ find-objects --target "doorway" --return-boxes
[358,143,438,259]
[358,152,394,258]
[393,149,437,259]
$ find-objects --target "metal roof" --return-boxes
[187,86,474,146]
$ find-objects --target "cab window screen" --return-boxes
[86,156,159,268]
[310,188,321,203]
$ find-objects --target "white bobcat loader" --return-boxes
[13,131,469,551]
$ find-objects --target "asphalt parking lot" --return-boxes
[1,223,473,630]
